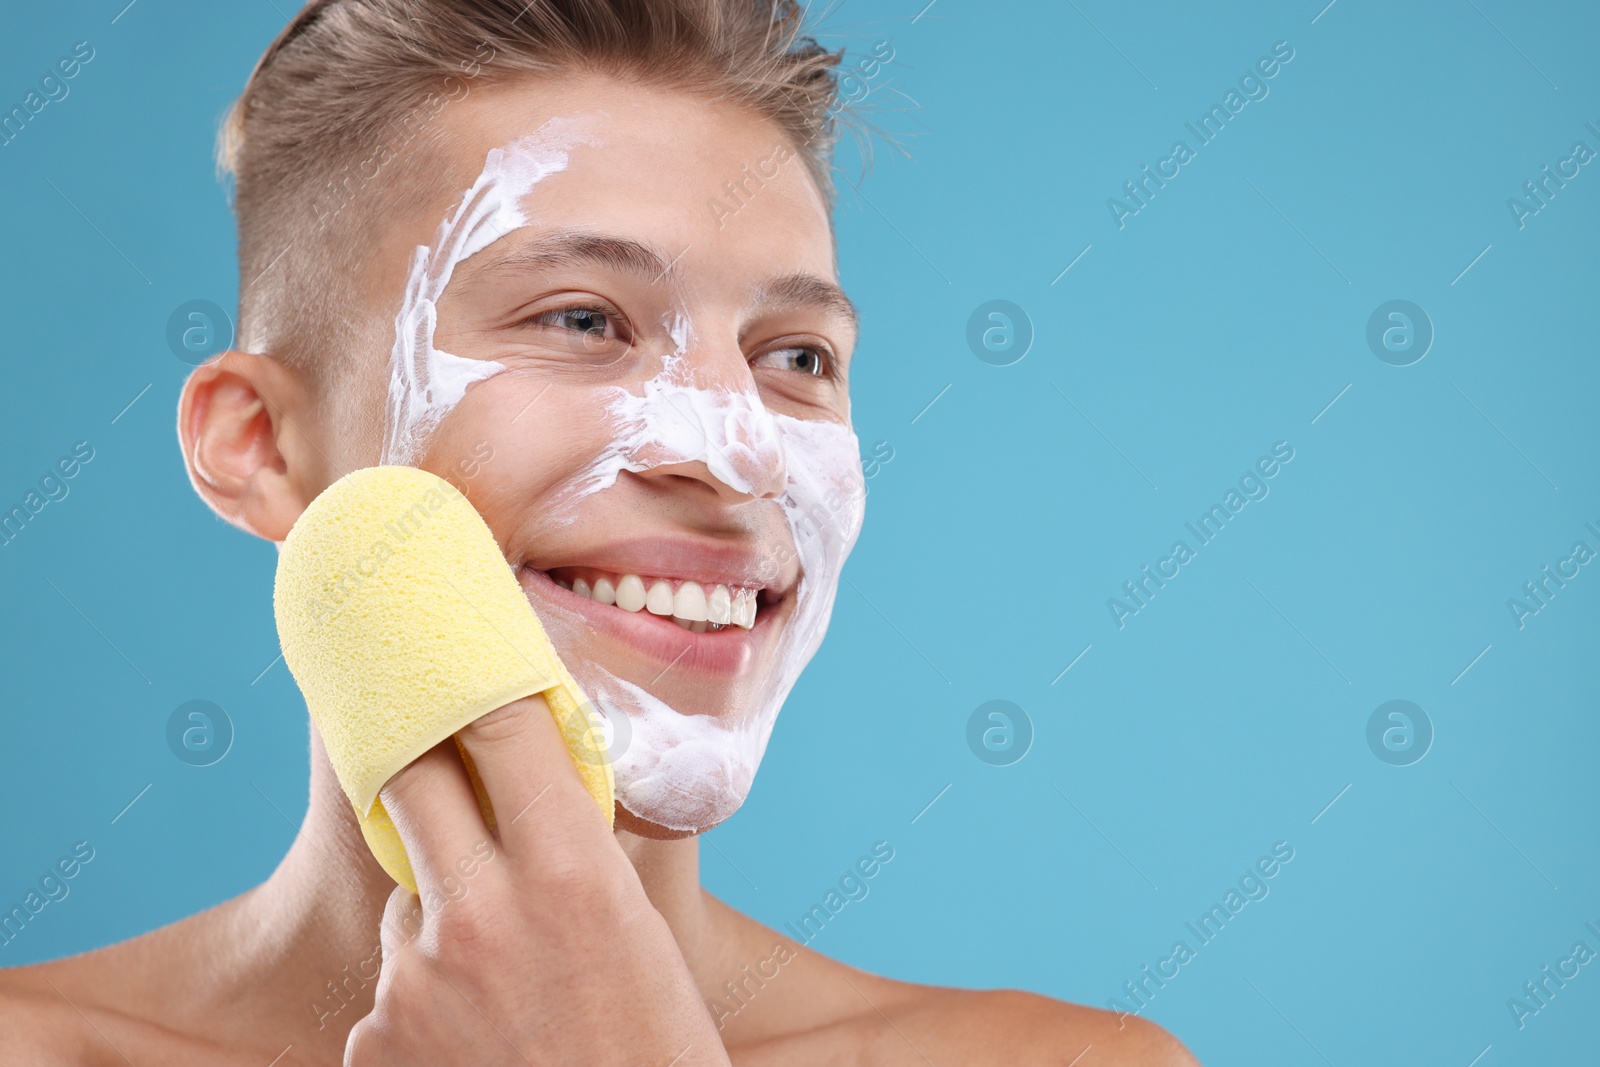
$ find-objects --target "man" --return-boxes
[0,2,1197,1062]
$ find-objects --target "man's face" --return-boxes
[337,74,864,836]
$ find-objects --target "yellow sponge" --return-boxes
[273,465,613,891]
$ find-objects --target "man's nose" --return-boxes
[641,393,789,501]
[650,331,788,501]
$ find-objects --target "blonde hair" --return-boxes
[219,0,844,376]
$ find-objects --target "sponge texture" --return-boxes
[274,465,613,890]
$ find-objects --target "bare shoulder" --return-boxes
[0,956,247,1066]
[721,943,1197,1064]
[736,973,1202,1066]
[715,902,1199,1066]
[893,985,1201,1066]
[0,968,100,1064]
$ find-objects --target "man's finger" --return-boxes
[378,882,426,960]
[379,739,486,895]
[453,693,611,858]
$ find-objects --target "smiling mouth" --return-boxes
[543,568,761,632]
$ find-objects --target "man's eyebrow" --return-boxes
[461,231,677,286]
[751,272,860,333]
[458,232,858,331]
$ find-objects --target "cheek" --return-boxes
[778,418,865,545]
[417,375,619,512]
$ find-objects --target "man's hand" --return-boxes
[344,694,728,1066]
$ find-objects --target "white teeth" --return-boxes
[645,580,675,616]
[615,574,647,612]
[555,570,758,630]
[733,588,756,630]
[707,584,732,625]
[674,581,708,622]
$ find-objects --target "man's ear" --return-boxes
[178,351,327,542]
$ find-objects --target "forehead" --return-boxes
[420,73,838,285]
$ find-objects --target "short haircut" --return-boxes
[218,0,845,383]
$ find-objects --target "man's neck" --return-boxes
[189,734,723,1056]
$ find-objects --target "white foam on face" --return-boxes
[382,117,595,466]
[551,314,791,512]
[599,413,863,831]
[379,126,865,833]
[539,327,864,831]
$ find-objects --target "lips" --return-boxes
[550,569,758,632]
[515,542,791,677]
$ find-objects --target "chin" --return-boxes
[612,803,720,840]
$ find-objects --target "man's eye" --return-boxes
[532,306,616,338]
[754,346,830,377]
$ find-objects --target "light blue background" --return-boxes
[2,2,1596,1063]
